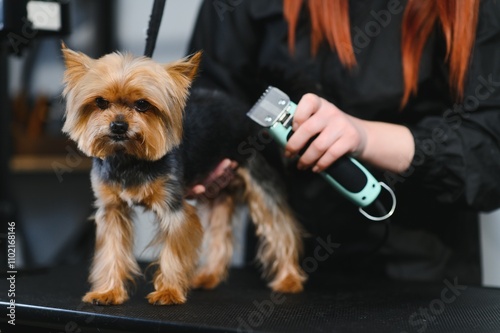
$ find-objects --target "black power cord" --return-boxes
[144,0,167,58]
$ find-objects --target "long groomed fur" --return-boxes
[237,156,306,292]
[192,156,307,293]
[61,44,307,305]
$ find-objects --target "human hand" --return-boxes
[285,94,367,173]
[186,159,239,199]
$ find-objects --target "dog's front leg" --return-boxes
[83,181,141,305]
[148,200,203,305]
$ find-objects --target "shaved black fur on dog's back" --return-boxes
[181,88,263,186]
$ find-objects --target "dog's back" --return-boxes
[180,88,259,185]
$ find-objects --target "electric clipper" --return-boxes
[247,86,395,221]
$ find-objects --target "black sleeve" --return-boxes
[186,0,267,104]
[407,0,500,211]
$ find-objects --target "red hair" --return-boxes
[284,0,481,107]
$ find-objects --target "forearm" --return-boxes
[353,118,415,174]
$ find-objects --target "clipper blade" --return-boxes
[247,86,291,127]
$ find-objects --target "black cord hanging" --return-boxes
[144,0,167,58]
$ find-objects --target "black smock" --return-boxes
[186,0,500,283]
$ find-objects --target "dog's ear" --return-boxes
[61,41,93,85]
[164,51,202,82]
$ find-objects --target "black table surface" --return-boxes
[1,262,500,333]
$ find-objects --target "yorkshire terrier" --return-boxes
[61,44,307,305]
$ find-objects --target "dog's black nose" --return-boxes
[110,121,129,134]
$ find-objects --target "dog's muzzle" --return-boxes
[110,121,129,141]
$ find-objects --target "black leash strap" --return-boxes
[144,0,167,58]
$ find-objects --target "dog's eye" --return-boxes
[95,97,109,110]
[134,99,151,113]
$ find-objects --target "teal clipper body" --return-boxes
[247,86,382,209]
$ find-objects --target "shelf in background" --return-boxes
[10,154,92,173]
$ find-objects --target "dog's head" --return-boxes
[61,43,201,161]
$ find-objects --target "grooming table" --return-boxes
[1,263,500,333]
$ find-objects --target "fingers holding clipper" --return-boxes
[311,137,354,173]
[296,127,341,171]
[285,93,367,172]
[285,95,330,158]
[291,93,322,131]
[286,117,326,159]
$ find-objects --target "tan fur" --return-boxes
[83,173,141,305]
[237,168,307,293]
[192,169,307,293]
[62,45,204,305]
[149,202,202,304]
[192,193,236,289]
[61,44,200,161]
[85,170,203,305]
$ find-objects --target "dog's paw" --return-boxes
[191,271,222,290]
[82,289,128,305]
[269,273,305,293]
[147,288,186,305]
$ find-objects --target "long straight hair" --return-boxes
[283,0,481,107]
